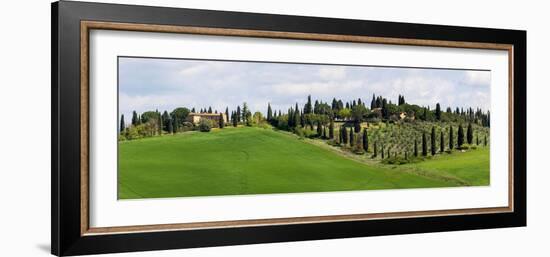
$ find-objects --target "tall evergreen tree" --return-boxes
[431,126,436,155]
[331,98,338,110]
[295,103,300,127]
[484,135,487,146]
[457,124,465,148]
[208,106,212,113]
[449,126,454,150]
[304,95,312,114]
[342,126,348,144]
[131,111,138,126]
[316,121,322,136]
[219,113,225,128]
[225,107,229,123]
[362,128,368,152]
[440,130,444,153]
[167,118,173,134]
[120,114,125,133]
[370,94,376,109]
[236,106,241,123]
[267,103,273,121]
[232,111,238,127]
[467,123,474,144]
[242,103,249,124]
[476,135,480,145]
[422,132,428,156]
[381,144,385,159]
[373,141,378,158]
[329,119,335,139]
[350,129,355,147]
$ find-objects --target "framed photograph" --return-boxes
[52,1,526,256]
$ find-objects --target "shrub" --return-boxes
[198,119,213,132]
[180,121,194,132]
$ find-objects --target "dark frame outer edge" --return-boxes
[52,1,527,256]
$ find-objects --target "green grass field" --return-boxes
[118,127,489,199]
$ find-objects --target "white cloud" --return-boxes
[465,70,491,86]
[318,66,346,80]
[272,80,363,97]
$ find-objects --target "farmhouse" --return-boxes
[186,112,227,124]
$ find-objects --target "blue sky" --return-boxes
[119,57,490,118]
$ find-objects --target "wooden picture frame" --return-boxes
[52,1,526,256]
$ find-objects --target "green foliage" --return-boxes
[120,114,125,133]
[362,128,368,152]
[171,107,190,126]
[219,113,225,128]
[198,119,213,132]
[458,124,465,148]
[131,111,138,126]
[467,123,474,144]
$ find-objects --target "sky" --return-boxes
[119,57,491,118]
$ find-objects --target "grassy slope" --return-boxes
[118,127,462,199]
[401,148,490,186]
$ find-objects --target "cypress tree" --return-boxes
[449,126,454,150]
[381,144,385,159]
[440,130,444,153]
[362,128,368,152]
[458,124,464,148]
[267,103,273,121]
[131,111,138,126]
[350,130,355,147]
[414,139,418,157]
[120,114,125,133]
[242,103,249,124]
[476,135,480,145]
[162,111,170,131]
[236,106,241,123]
[168,118,173,134]
[467,123,474,144]
[431,126,436,155]
[422,132,428,156]
[329,119,335,139]
[208,106,212,113]
[323,126,327,139]
[294,107,301,128]
[304,95,312,114]
[225,107,229,123]
[232,111,238,127]
[484,135,487,146]
[342,126,348,144]
[219,113,225,128]
[373,141,378,158]
[317,121,322,137]
[338,126,343,144]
